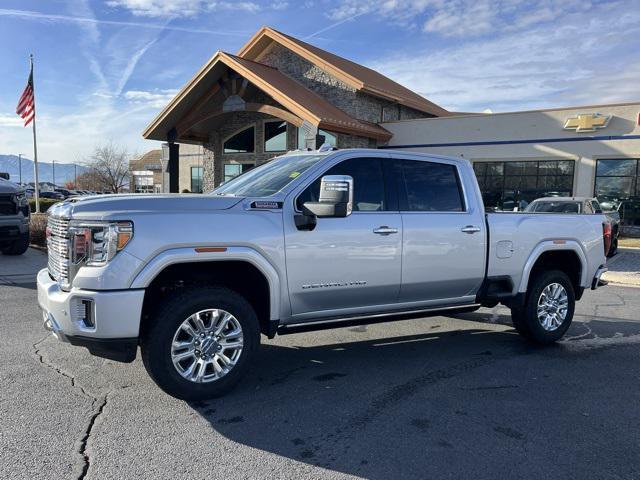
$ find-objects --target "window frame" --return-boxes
[263,120,288,153]
[222,124,256,155]
[396,158,468,214]
[293,155,396,214]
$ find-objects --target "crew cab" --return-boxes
[0,177,30,255]
[37,149,608,400]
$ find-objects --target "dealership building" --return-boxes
[143,26,640,213]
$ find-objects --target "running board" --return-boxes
[277,304,481,336]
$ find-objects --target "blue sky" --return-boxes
[1,0,639,163]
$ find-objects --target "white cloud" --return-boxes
[368,3,640,112]
[327,0,602,37]
[105,0,279,18]
[0,8,248,36]
[124,89,180,108]
[0,114,25,128]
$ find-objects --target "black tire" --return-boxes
[510,270,575,344]
[1,231,30,255]
[607,236,618,258]
[141,286,260,401]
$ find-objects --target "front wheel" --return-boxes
[141,286,260,400]
[1,231,29,255]
[511,270,575,344]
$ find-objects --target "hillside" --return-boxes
[0,155,88,186]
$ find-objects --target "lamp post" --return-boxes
[18,154,23,185]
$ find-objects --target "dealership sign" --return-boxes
[563,113,611,133]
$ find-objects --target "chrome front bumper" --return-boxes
[591,265,608,290]
[37,268,146,340]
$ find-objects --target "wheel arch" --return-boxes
[518,241,587,295]
[131,247,282,334]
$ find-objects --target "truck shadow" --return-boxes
[187,316,640,479]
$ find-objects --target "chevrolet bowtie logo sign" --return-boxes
[564,113,611,133]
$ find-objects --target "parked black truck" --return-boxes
[0,176,30,255]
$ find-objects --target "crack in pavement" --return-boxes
[32,334,127,480]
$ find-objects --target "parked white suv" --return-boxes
[37,149,608,399]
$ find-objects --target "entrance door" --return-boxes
[284,156,402,319]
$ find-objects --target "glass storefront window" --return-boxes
[264,121,287,152]
[473,159,575,211]
[190,166,203,193]
[594,159,640,215]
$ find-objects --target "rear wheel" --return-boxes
[1,231,29,255]
[510,270,575,344]
[141,286,260,400]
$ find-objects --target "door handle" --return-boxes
[461,225,481,234]
[373,226,398,235]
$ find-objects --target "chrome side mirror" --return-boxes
[303,175,353,218]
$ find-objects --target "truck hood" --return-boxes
[49,193,244,219]
[0,179,23,194]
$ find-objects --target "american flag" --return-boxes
[16,67,35,127]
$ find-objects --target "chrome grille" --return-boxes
[47,216,70,286]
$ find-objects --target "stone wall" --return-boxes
[258,43,431,124]
[202,110,298,190]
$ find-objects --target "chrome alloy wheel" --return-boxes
[536,283,569,332]
[171,309,244,383]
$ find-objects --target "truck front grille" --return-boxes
[47,216,70,286]
[0,195,17,215]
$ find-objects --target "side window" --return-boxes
[296,157,386,211]
[401,160,464,212]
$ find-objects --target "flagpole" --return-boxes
[30,54,40,214]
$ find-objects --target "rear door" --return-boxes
[394,155,486,304]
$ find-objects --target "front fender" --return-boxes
[129,246,282,321]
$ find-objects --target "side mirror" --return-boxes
[302,175,353,218]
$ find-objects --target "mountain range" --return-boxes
[0,155,88,186]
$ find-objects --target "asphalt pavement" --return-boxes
[1,249,639,480]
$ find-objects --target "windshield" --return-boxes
[211,154,326,197]
[527,201,580,213]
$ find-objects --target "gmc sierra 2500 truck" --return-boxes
[37,148,608,400]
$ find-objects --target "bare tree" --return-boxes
[84,143,131,193]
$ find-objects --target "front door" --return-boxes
[284,156,402,320]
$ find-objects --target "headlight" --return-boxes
[69,221,133,267]
[14,193,28,206]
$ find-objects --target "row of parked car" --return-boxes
[24,188,113,200]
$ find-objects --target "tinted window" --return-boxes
[401,160,464,212]
[264,121,287,152]
[296,157,386,211]
[223,126,255,153]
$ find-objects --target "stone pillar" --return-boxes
[300,120,318,150]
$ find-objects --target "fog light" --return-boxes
[75,299,95,328]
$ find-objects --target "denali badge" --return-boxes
[302,280,367,290]
[251,201,282,209]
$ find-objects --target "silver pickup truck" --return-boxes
[37,149,608,400]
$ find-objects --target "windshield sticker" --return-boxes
[289,171,301,178]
